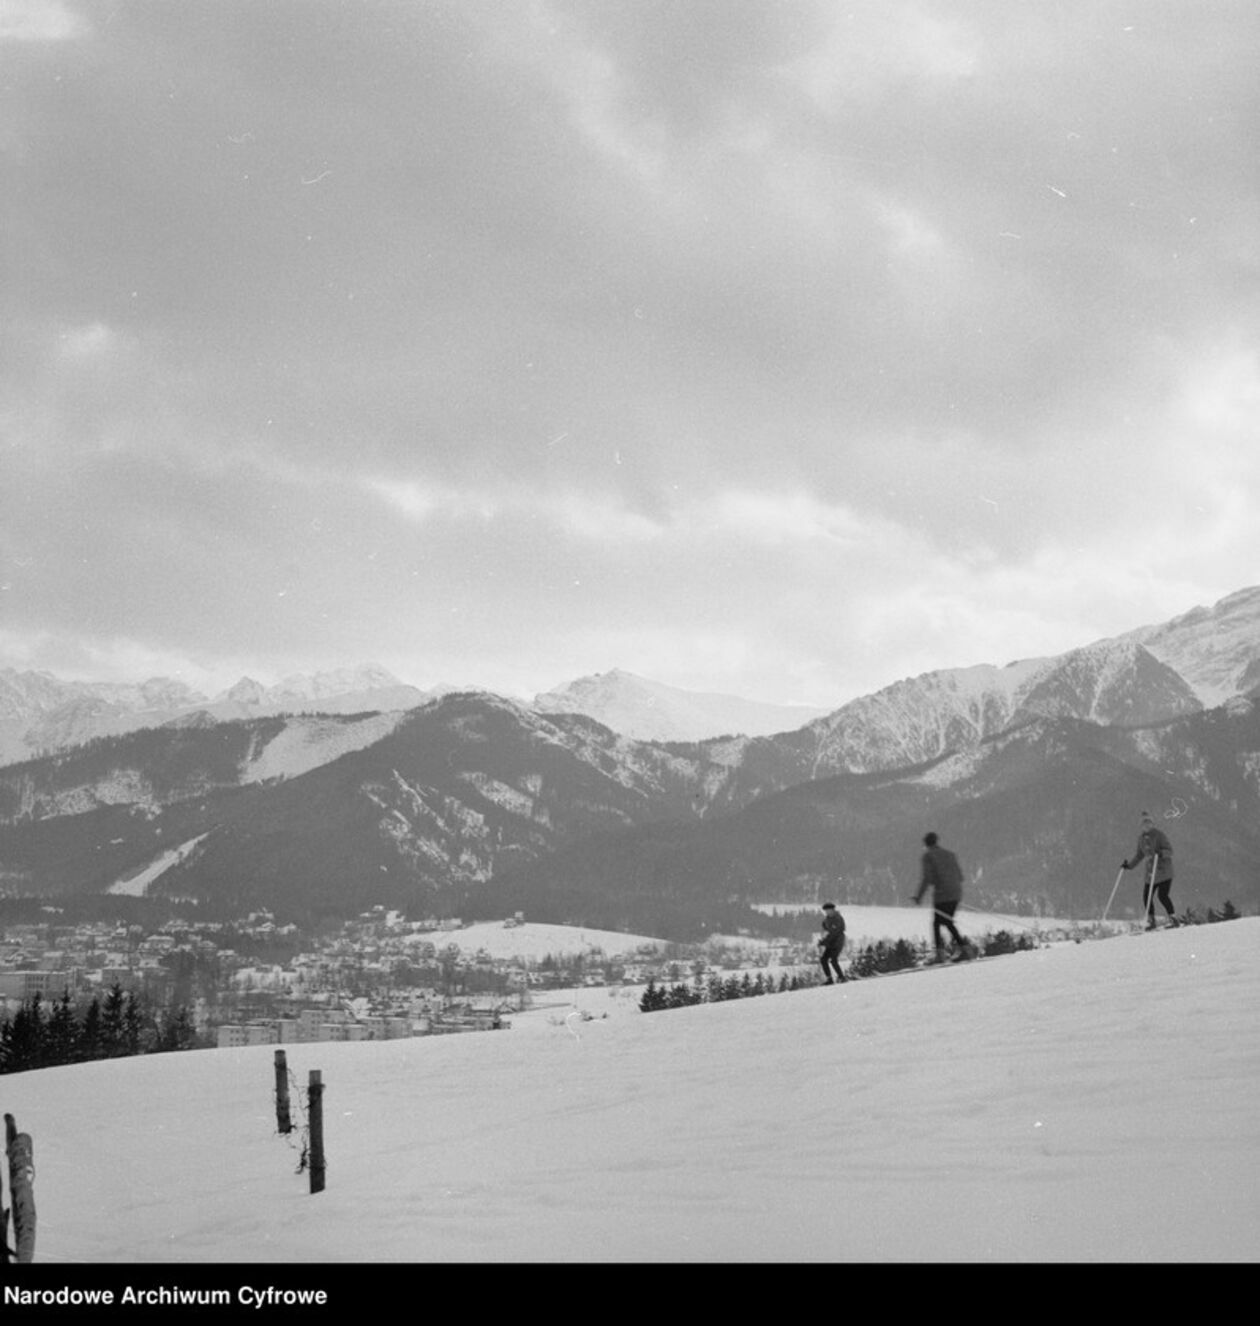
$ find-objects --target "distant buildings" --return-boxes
[0,971,61,1000]
[214,1004,506,1048]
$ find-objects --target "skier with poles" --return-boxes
[1121,810,1176,930]
[816,902,848,984]
[912,832,973,963]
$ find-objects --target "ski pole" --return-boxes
[1101,867,1125,923]
[958,902,1043,933]
[1144,853,1159,929]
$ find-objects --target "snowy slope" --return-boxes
[240,713,410,784]
[211,666,432,718]
[415,920,666,960]
[806,658,1044,774]
[533,669,829,741]
[1126,585,1260,705]
[803,638,1201,776]
[3,919,1256,1263]
[107,834,210,897]
[420,907,1067,962]
[0,666,432,768]
[0,671,208,768]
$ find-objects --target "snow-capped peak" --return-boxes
[265,664,406,702]
[1122,584,1260,706]
[533,670,829,742]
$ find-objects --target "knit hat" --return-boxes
[822,902,836,911]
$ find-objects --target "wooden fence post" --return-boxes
[307,1071,325,1194]
[4,1113,35,1264]
[274,1050,292,1135]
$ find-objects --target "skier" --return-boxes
[912,832,971,962]
[817,902,848,984]
[1121,811,1175,929]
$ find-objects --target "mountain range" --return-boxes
[0,663,826,769]
[0,585,1257,936]
[0,665,438,768]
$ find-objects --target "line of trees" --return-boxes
[640,967,823,1011]
[0,983,204,1075]
[639,932,1047,1012]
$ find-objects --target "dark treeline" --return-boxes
[637,907,1243,1017]
[639,932,1043,1012]
[640,967,823,1011]
[0,983,204,1075]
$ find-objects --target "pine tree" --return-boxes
[101,983,127,1057]
[154,1005,199,1052]
[121,991,148,1056]
[46,990,79,1067]
[78,996,104,1063]
[0,994,46,1074]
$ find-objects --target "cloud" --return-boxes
[695,491,866,548]
[362,468,891,554]
[0,624,220,691]
[57,322,123,362]
[2,1,1256,708]
[781,2,979,109]
[362,478,501,525]
[0,0,87,43]
[542,27,668,188]
[1182,344,1260,433]
[1164,342,1260,567]
[362,475,664,544]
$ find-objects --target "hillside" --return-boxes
[0,666,432,770]
[2,920,1256,1265]
[0,587,1256,931]
[0,695,713,918]
[476,700,1260,929]
[2,692,1258,934]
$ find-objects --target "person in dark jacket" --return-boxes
[913,832,971,962]
[817,902,848,984]
[1122,811,1175,929]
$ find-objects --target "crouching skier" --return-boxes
[817,902,848,983]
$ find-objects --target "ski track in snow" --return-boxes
[6,918,1255,1264]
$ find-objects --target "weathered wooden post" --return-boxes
[274,1050,292,1135]
[307,1071,325,1194]
[4,1113,35,1263]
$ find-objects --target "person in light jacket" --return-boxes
[1122,811,1175,929]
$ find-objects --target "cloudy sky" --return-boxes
[3,0,1258,707]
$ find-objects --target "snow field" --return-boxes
[2,919,1255,1263]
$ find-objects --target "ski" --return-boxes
[848,951,984,981]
